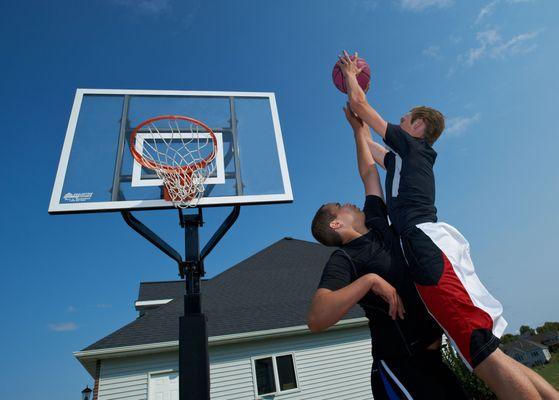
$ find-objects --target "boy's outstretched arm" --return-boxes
[343,103,386,195]
[363,128,389,170]
[338,51,388,139]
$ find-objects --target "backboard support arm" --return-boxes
[121,210,183,264]
[120,205,241,400]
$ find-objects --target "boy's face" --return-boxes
[327,202,365,231]
[400,112,413,131]
[400,111,425,139]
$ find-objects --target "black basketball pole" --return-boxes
[179,208,209,400]
[121,205,240,400]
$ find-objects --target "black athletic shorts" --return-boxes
[371,348,470,400]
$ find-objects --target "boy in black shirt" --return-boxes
[338,50,559,400]
[307,105,468,399]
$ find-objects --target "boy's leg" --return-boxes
[508,356,559,399]
[376,350,469,399]
[474,348,541,400]
[370,361,391,400]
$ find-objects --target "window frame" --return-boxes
[250,352,300,398]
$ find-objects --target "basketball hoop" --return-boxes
[129,115,218,208]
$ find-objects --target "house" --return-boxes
[529,331,559,351]
[75,238,375,400]
[501,338,551,367]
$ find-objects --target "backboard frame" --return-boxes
[48,89,293,214]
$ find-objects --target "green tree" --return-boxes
[501,333,519,344]
[536,322,559,333]
[441,342,496,399]
[520,325,535,336]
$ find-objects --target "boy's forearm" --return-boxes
[308,274,376,332]
[345,74,388,138]
[365,135,387,169]
[354,127,375,177]
[345,73,367,105]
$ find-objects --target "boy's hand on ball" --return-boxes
[337,50,363,77]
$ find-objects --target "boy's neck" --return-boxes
[400,124,425,140]
[342,226,369,244]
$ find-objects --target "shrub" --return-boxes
[441,341,496,400]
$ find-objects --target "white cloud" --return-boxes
[458,28,539,67]
[449,35,462,45]
[492,31,539,58]
[475,0,499,24]
[445,113,481,136]
[397,0,453,12]
[48,322,78,332]
[423,45,442,59]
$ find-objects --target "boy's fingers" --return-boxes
[398,298,405,319]
[389,294,396,319]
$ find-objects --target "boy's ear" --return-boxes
[329,219,343,230]
[413,119,427,135]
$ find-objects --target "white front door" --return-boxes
[149,371,179,400]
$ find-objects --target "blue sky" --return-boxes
[1,0,558,398]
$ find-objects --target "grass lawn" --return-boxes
[533,353,559,390]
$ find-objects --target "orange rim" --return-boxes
[129,115,217,174]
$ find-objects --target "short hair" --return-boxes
[410,106,445,145]
[311,204,343,247]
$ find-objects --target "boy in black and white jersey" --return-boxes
[307,105,469,399]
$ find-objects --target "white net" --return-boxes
[130,116,217,208]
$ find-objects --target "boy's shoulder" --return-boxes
[385,123,437,160]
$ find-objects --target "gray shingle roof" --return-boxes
[84,238,364,351]
[502,338,549,353]
[529,331,559,344]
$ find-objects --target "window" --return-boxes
[252,353,299,396]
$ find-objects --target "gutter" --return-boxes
[74,317,368,374]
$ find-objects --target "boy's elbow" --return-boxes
[307,315,325,333]
[349,97,368,112]
[359,166,376,180]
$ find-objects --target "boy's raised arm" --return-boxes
[338,51,388,139]
[343,104,385,196]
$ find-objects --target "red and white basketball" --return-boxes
[332,55,371,94]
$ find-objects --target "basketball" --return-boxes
[332,55,371,94]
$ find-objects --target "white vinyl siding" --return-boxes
[97,352,176,400]
[95,325,373,400]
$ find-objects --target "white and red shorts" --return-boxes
[400,222,507,370]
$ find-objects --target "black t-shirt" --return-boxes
[318,195,442,359]
[383,123,438,234]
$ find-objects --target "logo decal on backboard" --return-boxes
[63,192,93,202]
